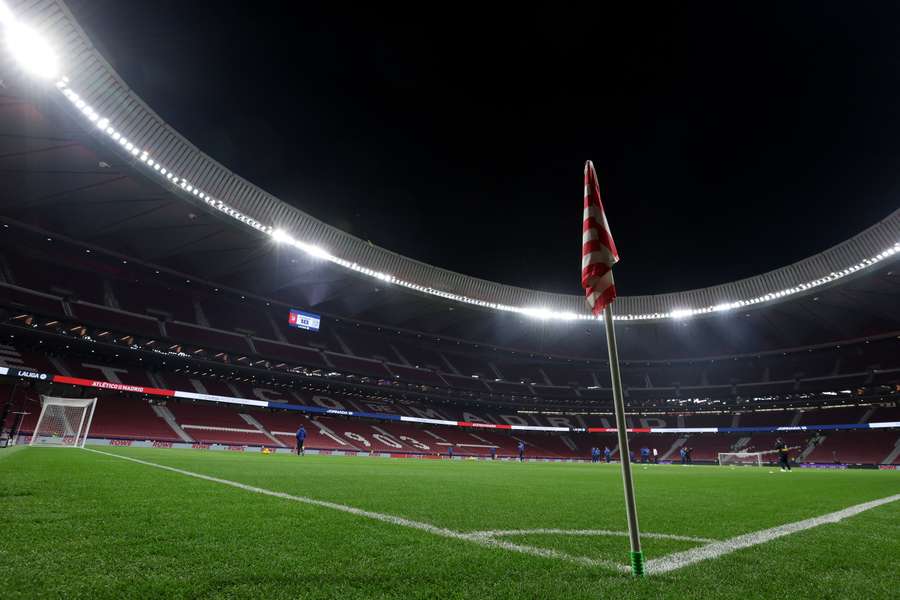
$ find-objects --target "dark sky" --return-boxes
[69,1,899,296]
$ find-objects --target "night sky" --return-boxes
[69,1,899,296]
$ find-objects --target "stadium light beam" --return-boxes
[2,12,59,80]
[271,229,293,244]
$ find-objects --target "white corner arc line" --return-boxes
[644,492,900,575]
[470,529,716,544]
[83,448,624,571]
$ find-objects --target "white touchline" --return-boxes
[83,448,624,571]
[644,492,900,575]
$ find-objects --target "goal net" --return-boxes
[29,396,97,448]
[718,450,769,467]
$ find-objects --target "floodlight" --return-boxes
[1,4,57,79]
[270,229,292,244]
[304,244,333,260]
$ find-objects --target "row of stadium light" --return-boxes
[3,10,899,323]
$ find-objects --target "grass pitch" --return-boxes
[1,446,898,599]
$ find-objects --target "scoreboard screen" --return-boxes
[288,309,321,332]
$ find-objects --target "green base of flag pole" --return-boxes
[629,551,645,577]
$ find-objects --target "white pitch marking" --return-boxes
[644,492,900,575]
[82,448,899,576]
[471,529,716,544]
[83,448,623,570]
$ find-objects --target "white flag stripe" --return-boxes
[586,272,614,303]
[582,249,616,270]
[583,206,613,242]
[583,205,604,221]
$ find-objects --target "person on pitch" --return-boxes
[490,446,497,460]
[603,446,612,463]
[517,440,526,462]
[591,446,600,463]
[295,425,306,456]
[448,446,454,460]
[640,446,650,463]
[775,438,791,471]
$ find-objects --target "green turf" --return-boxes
[0,446,898,599]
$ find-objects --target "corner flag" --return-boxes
[580,160,644,576]
[581,160,619,315]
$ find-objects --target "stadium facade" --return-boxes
[0,0,898,466]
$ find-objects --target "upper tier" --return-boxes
[2,0,899,323]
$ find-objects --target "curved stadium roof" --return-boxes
[2,0,900,324]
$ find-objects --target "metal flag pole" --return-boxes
[603,303,644,576]
[581,158,643,575]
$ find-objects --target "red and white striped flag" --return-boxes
[581,160,619,315]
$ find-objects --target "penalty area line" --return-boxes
[644,492,900,575]
[83,448,625,572]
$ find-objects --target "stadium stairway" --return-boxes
[731,437,751,451]
[796,436,823,462]
[151,404,194,443]
[882,436,900,465]
[660,436,687,461]
[858,407,876,424]
[239,413,285,447]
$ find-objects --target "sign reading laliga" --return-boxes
[288,309,321,332]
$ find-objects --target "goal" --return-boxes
[718,450,769,467]
[29,396,97,448]
[719,445,802,467]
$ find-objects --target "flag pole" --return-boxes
[603,303,644,576]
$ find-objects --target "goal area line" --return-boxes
[81,448,900,575]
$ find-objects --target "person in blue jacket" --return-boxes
[295,425,306,456]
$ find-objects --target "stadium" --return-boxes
[1,1,898,598]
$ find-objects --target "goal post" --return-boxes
[29,396,97,448]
